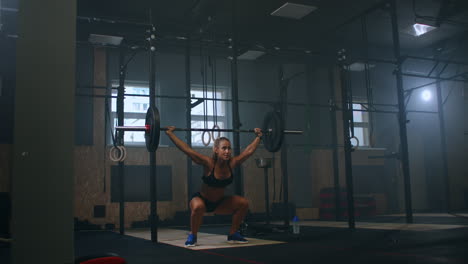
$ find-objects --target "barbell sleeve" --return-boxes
[283,130,303,134]
[115,126,149,131]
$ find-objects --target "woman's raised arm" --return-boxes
[231,128,263,168]
[165,126,211,166]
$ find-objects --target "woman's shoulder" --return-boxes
[203,158,216,170]
[229,158,239,169]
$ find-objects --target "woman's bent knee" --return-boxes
[191,201,206,215]
[238,197,249,209]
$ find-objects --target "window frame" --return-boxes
[190,84,229,147]
[351,99,371,148]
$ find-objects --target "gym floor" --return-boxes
[2,213,467,263]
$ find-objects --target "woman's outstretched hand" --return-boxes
[254,128,263,138]
[166,126,176,135]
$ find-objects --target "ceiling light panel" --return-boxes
[270,2,317,20]
[238,50,266,60]
[88,34,123,45]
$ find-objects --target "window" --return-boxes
[110,82,153,145]
[109,82,226,147]
[352,103,370,147]
[190,85,227,146]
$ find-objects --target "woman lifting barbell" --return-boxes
[165,126,263,247]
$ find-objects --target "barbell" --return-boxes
[115,106,303,152]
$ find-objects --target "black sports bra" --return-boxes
[202,163,233,188]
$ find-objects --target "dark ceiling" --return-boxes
[1,0,468,59]
[75,0,468,51]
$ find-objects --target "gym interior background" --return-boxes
[0,0,467,263]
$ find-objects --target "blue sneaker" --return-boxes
[185,233,197,247]
[227,232,248,244]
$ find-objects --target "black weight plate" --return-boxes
[262,111,284,152]
[145,106,160,152]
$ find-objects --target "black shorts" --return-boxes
[190,192,226,213]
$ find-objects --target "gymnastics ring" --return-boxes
[201,130,211,146]
[211,124,221,140]
[109,146,119,162]
[350,136,360,150]
[110,146,127,162]
[120,146,127,161]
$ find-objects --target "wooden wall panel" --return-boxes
[74,145,191,228]
[310,149,335,208]
[352,149,385,166]
[242,149,281,213]
[74,146,107,223]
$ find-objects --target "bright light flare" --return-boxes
[412,23,437,37]
[421,89,432,101]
